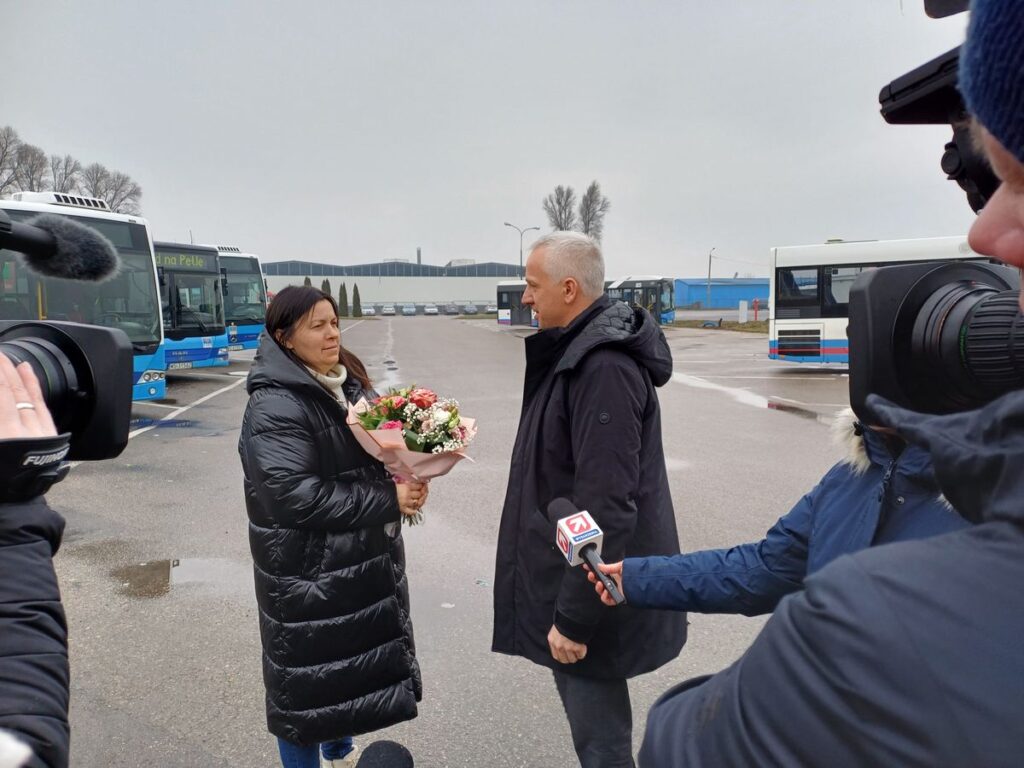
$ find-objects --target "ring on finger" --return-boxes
[15,402,36,410]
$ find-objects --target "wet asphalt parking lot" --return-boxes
[50,316,849,767]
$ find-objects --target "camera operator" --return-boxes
[0,352,71,768]
[638,1,1024,766]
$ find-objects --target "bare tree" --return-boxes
[578,180,611,242]
[542,185,578,231]
[49,154,82,193]
[103,170,143,214]
[14,143,49,192]
[81,162,110,199]
[0,126,20,196]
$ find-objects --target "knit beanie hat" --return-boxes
[959,0,1024,164]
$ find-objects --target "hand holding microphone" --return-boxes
[549,498,626,605]
[586,560,625,607]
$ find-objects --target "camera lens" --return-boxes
[910,285,1023,411]
[0,326,87,435]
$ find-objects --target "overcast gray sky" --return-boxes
[4,1,975,278]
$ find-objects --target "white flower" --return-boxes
[432,408,450,423]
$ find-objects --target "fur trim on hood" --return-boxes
[830,408,871,476]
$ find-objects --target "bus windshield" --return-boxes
[0,210,161,352]
[220,256,267,325]
[165,272,225,335]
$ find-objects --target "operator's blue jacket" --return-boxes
[639,390,1024,767]
[623,410,969,615]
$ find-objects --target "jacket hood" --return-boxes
[867,390,1024,525]
[247,333,363,405]
[830,407,938,488]
[556,299,673,386]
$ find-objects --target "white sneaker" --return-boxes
[321,743,359,768]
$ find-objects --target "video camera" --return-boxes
[0,208,132,461]
[848,0,1024,419]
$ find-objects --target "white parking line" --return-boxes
[132,401,179,410]
[128,377,248,440]
[341,320,365,333]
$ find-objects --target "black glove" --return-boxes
[0,433,72,503]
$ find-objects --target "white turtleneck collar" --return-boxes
[305,363,348,401]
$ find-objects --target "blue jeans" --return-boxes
[277,736,354,768]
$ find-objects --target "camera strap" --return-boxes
[0,433,72,503]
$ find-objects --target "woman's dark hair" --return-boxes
[264,285,371,390]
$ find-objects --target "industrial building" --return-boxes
[674,277,770,310]
[262,258,522,307]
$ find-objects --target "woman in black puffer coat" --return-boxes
[239,286,426,768]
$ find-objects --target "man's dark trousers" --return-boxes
[553,670,635,768]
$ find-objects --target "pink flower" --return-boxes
[390,396,407,409]
[380,420,403,430]
[410,388,438,409]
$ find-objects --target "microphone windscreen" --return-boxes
[26,214,120,281]
[547,497,579,523]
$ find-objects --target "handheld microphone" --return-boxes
[549,498,626,605]
[0,210,120,281]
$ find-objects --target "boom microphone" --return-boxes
[0,210,119,281]
[549,498,626,605]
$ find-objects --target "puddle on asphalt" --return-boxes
[766,400,833,426]
[129,417,197,430]
[111,558,251,599]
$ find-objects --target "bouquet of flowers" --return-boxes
[345,386,476,524]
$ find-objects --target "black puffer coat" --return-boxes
[239,336,421,746]
[0,497,69,768]
[493,297,687,679]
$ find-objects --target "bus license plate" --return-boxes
[167,362,193,370]
[228,344,244,351]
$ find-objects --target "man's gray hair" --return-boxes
[529,231,605,298]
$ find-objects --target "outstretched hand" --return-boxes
[585,560,625,607]
[0,353,57,440]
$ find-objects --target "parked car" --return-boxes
[363,306,376,316]
[381,304,396,316]
[401,304,417,316]
[444,303,461,315]
[484,304,498,313]
[424,303,439,315]
[463,304,478,315]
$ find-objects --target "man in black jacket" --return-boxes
[492,232,686,767]
[0,352,71,768]
[639,1,1024,764]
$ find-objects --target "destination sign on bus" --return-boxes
[153,250,217,272]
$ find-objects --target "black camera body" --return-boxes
[0,320,132,460]
[849,262,1022,419]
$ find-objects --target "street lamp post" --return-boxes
[706,247,716,310]
[504,222,540,274]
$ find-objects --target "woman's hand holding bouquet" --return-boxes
[346,386,476,525]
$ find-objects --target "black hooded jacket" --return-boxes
[239,335,421,746]
[493,297,687,679]
[640,389,1024,767]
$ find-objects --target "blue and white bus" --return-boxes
[154,242,229,370]
[0,192,166,400]
[605,276,676,325]
[769,236,988,363]
[217,247,267,351]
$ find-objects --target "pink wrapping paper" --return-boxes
[345,397,476,483]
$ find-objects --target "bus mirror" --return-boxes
[220,268,229,296]
[157,266,166,287]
